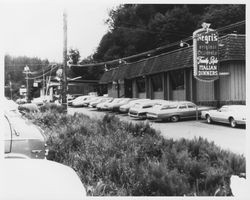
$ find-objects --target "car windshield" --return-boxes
[142,105,152,109]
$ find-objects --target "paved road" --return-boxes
[68,107,246,155]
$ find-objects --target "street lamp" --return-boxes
[180,40,190,48]
[23,65,31,101]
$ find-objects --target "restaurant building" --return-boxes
[99,34,245,107]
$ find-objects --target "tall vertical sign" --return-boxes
[193,23,219,81]
[62,11,68,111]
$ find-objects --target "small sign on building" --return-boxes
[19,88,27,95]
[193,23,219,81]
[33,82,38,87]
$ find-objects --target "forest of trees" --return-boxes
[4,55,50,99]
[92,4,245,63]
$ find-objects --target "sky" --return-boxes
[1,0,247,63]
[1,0,121,62]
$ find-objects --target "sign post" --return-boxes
[193,23,219,120]
[193,23,219,82]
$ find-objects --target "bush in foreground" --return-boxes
[24,108,245,196]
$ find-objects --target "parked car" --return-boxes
[4,113,48,159]
[1,159,86,200]
[96,98,116,111]
[108,98,134,112]
[16,98,27,104]
[128,99,168,119]
[119,98,149,113]
[201,105,246,128]
[98,98,125,111]
[70,95,90,107]
[146,101,214,122]
[96,98,115,110]
[81,96,101,107]
[89,97,112,108]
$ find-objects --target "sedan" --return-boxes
[146,101,214,122]
[99,98,126,111]
[119,98,149,113]
[4,113,48,159]
[128,99,168,119]
[89,97,113,108]
[81,96,101,107]
[70,95,90,107]
[96,98,115,110]
[201,105,246,128]
[109,98,135,112]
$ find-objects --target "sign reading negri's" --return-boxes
[193,23,219,81]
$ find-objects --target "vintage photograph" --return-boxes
[2,1,246,198]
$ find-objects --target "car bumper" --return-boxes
[129,112,147,119]
[236,120,246,125]
[119,108,129,113]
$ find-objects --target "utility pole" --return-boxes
[23,65,30,102]
[62,10,68,111]
[43,65,45,101]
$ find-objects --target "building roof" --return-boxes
[99,34,245,84]
[219,34,245,61]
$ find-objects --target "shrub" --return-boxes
[23,110,246,196]
[39,103,65,113]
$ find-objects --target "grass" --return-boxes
[24,104,245,196]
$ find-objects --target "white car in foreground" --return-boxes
[201,105,246,128]
[1,159,86,200]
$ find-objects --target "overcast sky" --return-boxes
[1,0,121,62]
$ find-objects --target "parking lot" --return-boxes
[68,107,246,155]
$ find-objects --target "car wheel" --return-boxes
[206,115,212,124]
[170,115,179,122]
[230,117,237,128]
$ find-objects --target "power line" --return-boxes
[73,20,245,68]
[27,65,59,80]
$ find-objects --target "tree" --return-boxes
[4,55,50,99]
[68,48,80,65]
[92,4,245,63]
[198,5,245,34]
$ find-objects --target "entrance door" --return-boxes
[125,79,133,98]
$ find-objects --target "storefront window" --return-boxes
[170,70,184,90]
[136,77,145,93]
[151,74,163,92]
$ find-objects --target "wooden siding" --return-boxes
[119,83,125,98]
[108,84,118,98]
[172,90,185,100]
[153,91,164,99]
[132,80,137,98]
[219,61,245,101]
[196,80,214,101]
[138,92,146,99]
